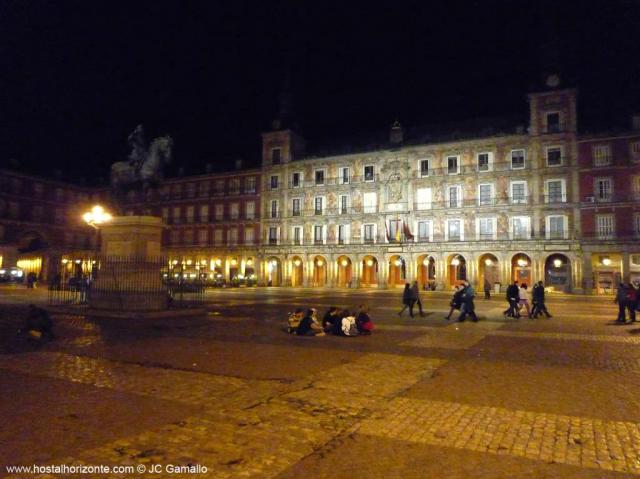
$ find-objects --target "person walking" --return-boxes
[531,281,552,318]
[398,283,414,317]
[626,283,637,323]
[615,284,627,323]
[518,283,532,318]
[445,285,463,320]
[458,281,478,322]
[504,281,520,318]
[484,278,491,300]
[410,281,425,317]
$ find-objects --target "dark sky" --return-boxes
[1,0,639,183]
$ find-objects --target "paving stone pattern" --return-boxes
[356,397,640,474]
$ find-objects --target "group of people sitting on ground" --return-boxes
[504,281,552,319]
[443,280,478,322]
[615,282,639,323]
[288,305,374,337]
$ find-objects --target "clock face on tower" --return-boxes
[546,74,560,88]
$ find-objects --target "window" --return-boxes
[631,141,640,163]
[292,226,303,245]
[291,172,301,188]
[228,228,238,245]
[511,149,526,169]
[245,201,255,220]
[478,184,494,206]
[446,219,462,241]
[198,181,210,197]
[596,215,615,239]
[170,230,180,245]
[186,183,196,198]
[477,152,492,172]
[416,187,432,210]
[546,179,566,203]
[634,214,640,237]
[199,205,209,222]
[338,224,349,244]
[214,229,223,245]
[546,146,563,167]
[229,178,240,194]
[215,180,225,195]
[510,216,530,240]
[245,177,257,193]
[161,207,169,223]
[339,195,349,214]
[186,206,195,223]
[314,197,324,215]
[363,224,375,243]
[291,198,301,216]
[447,185,462,208]
[339,167,350,184]
[510,181,527,204]
[270,200,278,219]
[546,112,560,133]
[315,169,325,185]
[364,165,375,182]
[198,229,208,245]
[271,148,281,165]
[417,220,432,242]
[419,159,430,177]
[314,225,325,245]
[447,155,460,175]
[634,176,640,200]
[388,219,402,242]
[183,229,194,245]
[230,203,239,220]
[593,144,612,166]
[363,192,377,213]
[270,175,279,190]
[172,206,181,223]
[477,218,496,240]
[595,178,612,202]
[268,227,278,245]
[244,227,255,244]
[215,204,224,221]
[546,215,567,239]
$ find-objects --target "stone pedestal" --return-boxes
[90,216,167,312]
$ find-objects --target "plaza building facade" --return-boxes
[0,169,102,282]
[577,124,640,293]
[118,168,262,284]
[259,83,589,292]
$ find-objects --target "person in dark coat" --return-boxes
[504,281,520,318]
[615,284,628,323]
[23,304,54,340]
[410,281,425,316]
[398,283,415,317]
[322,307,341,333]
[445,285,464,320]
[296,309,325,336]
[626,283,637,323]
[531,281,552,318]
[484,278,491,300]
[458,281,478,322]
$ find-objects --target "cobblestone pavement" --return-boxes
[1,288,640,478]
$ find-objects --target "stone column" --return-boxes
[304,256,312,287]
[621,251,631,284]
[582,252,593,294]
[405,253,415,284]
[283,258,292,287]
[352,255,361,288]
[378,256,389,289]
[466,254,477,287]
[436,254,447,290]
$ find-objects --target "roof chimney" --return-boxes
[390,120,403,146]
[632,114,640,130]
[235,159,243,170]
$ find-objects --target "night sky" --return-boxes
[1,0,639,184]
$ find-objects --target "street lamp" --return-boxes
[83,205,112,279]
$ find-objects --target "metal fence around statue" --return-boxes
[49,256,204,309]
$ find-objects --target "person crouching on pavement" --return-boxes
[22,304,54,341]
[322,306,341,333]
[296,308,325,336]
[355,304,374,335]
